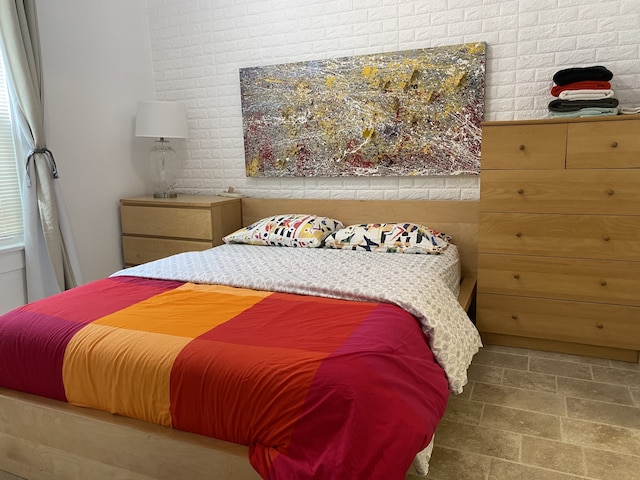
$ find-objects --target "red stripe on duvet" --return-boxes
[0,276,183,401]
[260,303,449,480]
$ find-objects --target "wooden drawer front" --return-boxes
[480,169,640,215]
[479,213,640,261]
[122,236,212,265]
[477,293,640,350]
[478,253,640,306]
[481,124,567,170]
[121,206,212,240]
[567,119,640,169]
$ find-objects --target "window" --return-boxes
[0,50,22,247]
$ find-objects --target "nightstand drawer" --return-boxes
[121,205,212,240]
[480,169,640,215]
[122,236,213,265]
[479,213,640,261]
[481,123,567,170]
[477,293,640,350]
[567,119,640,169]
[477,253,640,306]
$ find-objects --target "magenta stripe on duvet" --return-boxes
[0,276,183,401]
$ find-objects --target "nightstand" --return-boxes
[119,195,242,266]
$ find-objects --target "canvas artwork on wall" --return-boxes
[240,42,485,177]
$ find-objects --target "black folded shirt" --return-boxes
[552,66,613,86]
[548,97,619,112]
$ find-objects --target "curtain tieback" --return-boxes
[26,148,59,187]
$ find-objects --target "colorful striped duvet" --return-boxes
[0,274,450,479]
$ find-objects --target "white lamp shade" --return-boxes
[135,101,188,139]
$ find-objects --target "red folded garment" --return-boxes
[551,81,612,97]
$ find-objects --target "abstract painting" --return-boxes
[240,42,485,177]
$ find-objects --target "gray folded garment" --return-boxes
[548,97,619,112]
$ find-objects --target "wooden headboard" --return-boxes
[240,198,479,276]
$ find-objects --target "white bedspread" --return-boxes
[112,244,482,394]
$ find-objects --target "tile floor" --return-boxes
[416,344,640,480]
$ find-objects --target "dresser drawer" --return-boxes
[477,293,640,350]
[479,213,640,261]
[478,253,640,306]
[122,236,213,265]
[567,119,640,169]
[121,205,213,240]
[481,123,567,170]
[480,169,640,215]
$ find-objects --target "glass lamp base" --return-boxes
[150,139,179,200]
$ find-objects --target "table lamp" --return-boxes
[135,100,188,198]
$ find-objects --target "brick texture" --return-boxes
[146,0,640,200]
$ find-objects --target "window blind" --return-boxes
[0,50,22,244]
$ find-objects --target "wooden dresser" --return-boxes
[477,115,640,362]
[120,195,242,266]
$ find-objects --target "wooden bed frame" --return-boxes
[0,198,478,480]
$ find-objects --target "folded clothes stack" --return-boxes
[548,65,619,118]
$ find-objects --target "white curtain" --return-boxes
[0,0,82,301]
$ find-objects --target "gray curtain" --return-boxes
[0,0,81,300]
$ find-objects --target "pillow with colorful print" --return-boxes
[324,222,450,254]
[223,214,344,248]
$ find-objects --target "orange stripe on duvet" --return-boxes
[92,283,271,337]
[63,284,271,427]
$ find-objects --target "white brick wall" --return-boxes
[146,0,640,200]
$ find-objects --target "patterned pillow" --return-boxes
[324,223,450,254]
[223,214,344,248]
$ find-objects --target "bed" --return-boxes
[0,198,481,480]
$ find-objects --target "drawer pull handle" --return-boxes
[606,189,615,196]
[596,323,604,329]
[518,144,525,151]
[611,141,618,148]
[603,235,611,242]
[511,314,519,320]
[515,232,523,238]
[517,188,525,195]
[513,274,520,280]
[600,280,608,287]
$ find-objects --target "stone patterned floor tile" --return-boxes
[480,344,531,356]
[527,349,611,366]
[471,382,566,415]
[472,349,529,370]
[433,420,521,461]
[566,397,640,430]
[520,436,586,476]
[467,363,503,385]
[557,376,634,405]
[561,417,640,457]
[441,397,483,425]
[529,357,593,380]
[584,448,640,480]
[591,365,640,388]
[502,368,558,393]
[488,459,590,480]
[424,446,491,480]
[481,404,562,439]
[608,359,640,371]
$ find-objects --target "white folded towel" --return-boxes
[620,105,640,115]
[558,89,614,101]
